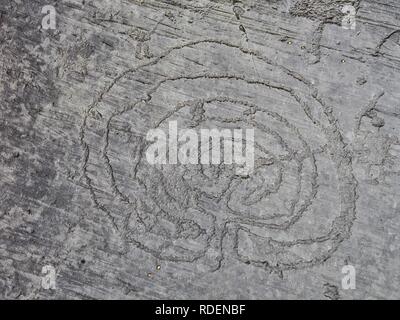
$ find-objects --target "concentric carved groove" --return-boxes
[80,39,357,272]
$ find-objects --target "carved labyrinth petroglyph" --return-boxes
[80,39,357,272]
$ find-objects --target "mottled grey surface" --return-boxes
[0,0,399,299]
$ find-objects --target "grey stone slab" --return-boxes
[0,0,399,299]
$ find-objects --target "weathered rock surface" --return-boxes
[0,0,399,299]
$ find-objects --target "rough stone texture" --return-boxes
[0,0,399,299]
